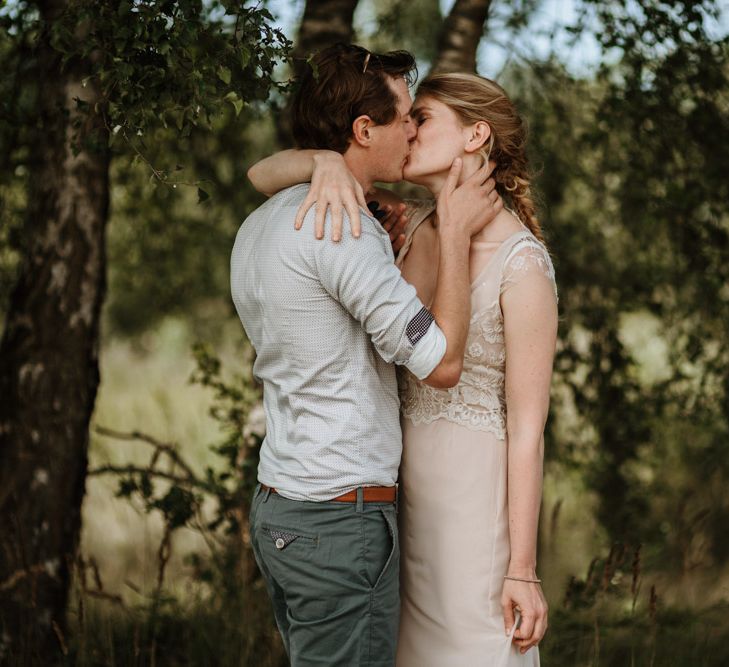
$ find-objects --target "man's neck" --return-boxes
[342,152,373,195]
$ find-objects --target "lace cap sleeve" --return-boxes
[395,199,436,268]
[500,237,558,300]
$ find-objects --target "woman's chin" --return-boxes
[403,163,425,185]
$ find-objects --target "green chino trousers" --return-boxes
[250,484,400,666]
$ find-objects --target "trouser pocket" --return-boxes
[362,506,399,591]
[254,500,399,665]
[260,524,319,551]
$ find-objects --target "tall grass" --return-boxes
[70,318,729,665]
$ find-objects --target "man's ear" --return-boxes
[464,121,491,154]
[351,115,374,147]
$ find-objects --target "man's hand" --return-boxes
[369,201,408,255]
[294,151,368,242]
[501,578,548,654]
[436,159,502,237]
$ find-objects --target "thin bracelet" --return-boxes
[504,575,542,584]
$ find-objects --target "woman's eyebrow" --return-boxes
[410,105,431,117]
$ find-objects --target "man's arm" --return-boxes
[313,159,501,389]
[248,149,368,241]
[422,159,503,388]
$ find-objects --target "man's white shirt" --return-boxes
[231,184,446,501]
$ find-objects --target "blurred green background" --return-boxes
[1,0,728,664]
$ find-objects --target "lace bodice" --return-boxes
[397,204,557,441]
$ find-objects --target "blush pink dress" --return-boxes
[394,202,556,667]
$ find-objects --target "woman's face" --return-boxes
[403,95,470,186]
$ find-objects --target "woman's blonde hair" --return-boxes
[417,72,543,242]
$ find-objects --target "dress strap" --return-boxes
[395,199,436,268]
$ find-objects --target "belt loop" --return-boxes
[263,486,272,503]
[356,487,364,513]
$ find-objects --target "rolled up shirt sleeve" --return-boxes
[313,210,446,373]
[404,316,446,379]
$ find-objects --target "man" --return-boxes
[231,44,499,666]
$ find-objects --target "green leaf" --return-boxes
[224,91,243,116]
[239,47,250,69]
[217,66,231,85]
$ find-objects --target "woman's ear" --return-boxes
[464,121,491,154]
[351,115,374,147]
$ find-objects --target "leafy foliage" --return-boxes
[2,0,729,659]
[84,342,280,663]
[96,342,262,538]
[0,0,290,326]
[103,106,272,336]
[48,0,292,147]
[503,0,729,566]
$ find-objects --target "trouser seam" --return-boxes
[358,500,372,665]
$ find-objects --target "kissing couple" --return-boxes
[232,42,556,666]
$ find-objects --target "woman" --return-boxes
[248,72,556,665]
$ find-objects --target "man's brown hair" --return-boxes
[291,44,417,154]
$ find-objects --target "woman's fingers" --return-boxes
[294,152,365,239]
[464,158,495,186]
[314,201,327,240]
[482,177,496,195]
[443,157,463,195]
[329,203,344,242]
[502,580,548,654]
[514,603,548,653]
[514,610,536,647]
[488,187,503,216]
[529,613,548,651]
[298,187,369,241]
[502,599,516,636]
[479,159,497,183]
[295,194,316,230]
[343,194,361,240]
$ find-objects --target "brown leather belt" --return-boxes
[261,484,396,503]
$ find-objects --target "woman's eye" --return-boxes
[416,116,426,126]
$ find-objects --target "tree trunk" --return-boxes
[0,0,110,661]
[432,0,492,74]
[276,0,361,145]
